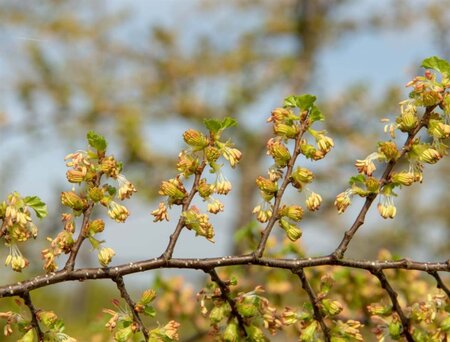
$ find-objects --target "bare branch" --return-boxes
[294,268,330,342]
[428,271,450,297]
[161,161,207,260]
[1,255,448,298]
[113,276,149,340]
[64,173,103,271]
[254,121,309,257]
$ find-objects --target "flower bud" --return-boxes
[98,247,115,267]
[391,172,415,186]
[267,138,291,167]
[246,325,265,341]
[279,205,304,221]
[334,191,352,214]
[306,192,322,211]
[87,219,105,234]
[420,147,441,164]
[223,321,239,342]
[107,201,129,223]
[205,146,221,164]
[151,202,169,222]
[321,299,343,316]
[100,156,120,178]
[378,142,399,162]
[367,303,392,316]
[177,151,199,177]
[159,178,187,204]
[273,123,299,139]
[183,129,209,150]
[365,177,380,193]
[291,167,314,189]
[88,187,104,202]
[396,104,418,132]
[268,107,291,123]
[300,321,318,341]
[139,289,156,305]
[61,191,86,211]
[66,168,87,183]
[388,317,402,339]
[316,134,334,153]
[279,218,302,241]
[209,304,230,323]
[256,176,278,195]
[197,179,214,199]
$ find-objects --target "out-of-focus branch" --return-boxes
[207,268,247,338]
[294,268,330,342]
[372,270,413,342]
[428,270,450,297]
[21,292,43,342]
[113,276,149,340]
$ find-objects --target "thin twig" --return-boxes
[113,276,149,340]
[22,291,44,342]
[332,105,436,259]
[428,271,450,297]
[207,268,248,338]
[294,268,330,342]
[1,255,448,297]
[372,270,413,342]
[64,172,103,270]
[254,120,309,258]
[161,161,207,260]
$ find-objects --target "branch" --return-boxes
[1,255,448,298]
[372,270,413,342]
[21,291,44,342]
[161,161,206,260]
[294,268,330,342]
[207,268,247,338]
[254,121,309,257]
[64,173,102,271]
[332,104,437,259]
[428,271,450,297]
[113,276,149,340]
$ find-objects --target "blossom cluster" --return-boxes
[253,95,332,242]
[151,117,241,242]
[335,57,450,219]
[42,131,137,272]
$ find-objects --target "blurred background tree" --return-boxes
[0,0,449,340]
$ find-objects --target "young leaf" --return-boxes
[203,119,222,134]
[309,106,324,122]
[349,174,366,185]
[24,196,47,218]
[284,94,316,110]
[421,56,450,75]
[87,131,108,152]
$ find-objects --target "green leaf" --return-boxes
[87,131,107,152]
[421,56,450,75]
[24,196,47,218]
[349,174,365,185]
[284,94,316,110]
[203,117,237,134]
[309,105,324,122]
[143,305,156,317]
[203,119,222,133]
[221,116,238,130]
